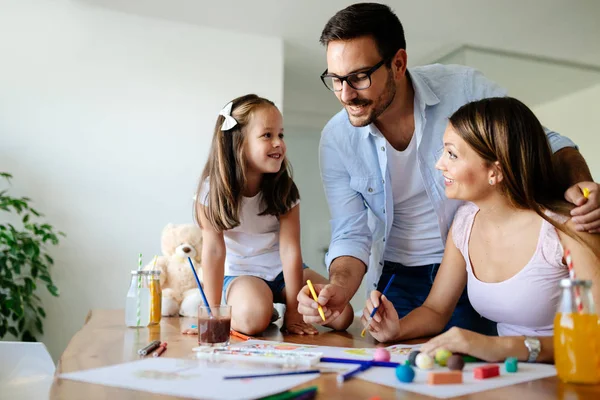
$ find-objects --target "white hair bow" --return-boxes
[219,101,238,131]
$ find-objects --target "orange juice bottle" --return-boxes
[149,270,162,325]
[554,279,600,384]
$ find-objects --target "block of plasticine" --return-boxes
[427,371,463,385]
[505,357,518,373]
[374,348,391,362]
[474,365,500,379]
[415,353,434,370]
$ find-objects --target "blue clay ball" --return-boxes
[396,364,415,383]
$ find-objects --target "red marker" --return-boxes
[152,342,168,358]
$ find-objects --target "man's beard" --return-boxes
[344,71,396,127]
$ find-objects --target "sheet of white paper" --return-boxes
[359,361,557,398]
[59,358,319,400]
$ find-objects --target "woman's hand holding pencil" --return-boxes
[361,274,400,342]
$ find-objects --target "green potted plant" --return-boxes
[0,172,65,341]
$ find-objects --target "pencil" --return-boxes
[306,280,326,321]
[224,370,320,380]
[583,187,590,199]
[361,274,396,337]
[261,386,318,400]
[230,329,253,341]
[320,357,399,368]
[336,362,372,383]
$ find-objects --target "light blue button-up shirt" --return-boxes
[319,64,577,296]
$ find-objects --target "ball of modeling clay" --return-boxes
[408,350,420,366]
[374,348,391,362]
[435,349,452,366]
[395,363,415,383]
[415,352,434,370]
[447,354,465,371]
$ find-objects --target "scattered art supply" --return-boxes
[337,362,372,383]
[505,357,518,373]
[152,342,167,358]
[461,355,480,363]
[395,362,415,383]
[188,257,211,315]
[138,340,161,356]
[230,329,253,341]
[224,370,320,380]
[582,187,590,199]
[474,365,500,379]
[408,351,420,366]
[415,353,434,370]
[427,371,463,385]
[320,357,399,368]
[359,361,557,398]
[374,348,391,362]
[446,355,465,371]
[306,280,326,322]
[361,274,396,337]
[193,346,323,367]
[387,346,415,356]
[262,386,318,400]
[435,349,452,366]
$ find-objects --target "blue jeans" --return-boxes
[377,261,497,335]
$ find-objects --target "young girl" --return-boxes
[362,97,600,362]
[195,94,352,335]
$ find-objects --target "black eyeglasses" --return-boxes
[320,59,388,92]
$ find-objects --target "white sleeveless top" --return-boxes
[452,202,569,336]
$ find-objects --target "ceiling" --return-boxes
[81,0,600,123]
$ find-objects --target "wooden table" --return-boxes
[51,309,599,399]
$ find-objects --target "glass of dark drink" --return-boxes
[198,305,231,346]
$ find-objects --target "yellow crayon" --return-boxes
[306,280,326,322]
[583,187,590,199]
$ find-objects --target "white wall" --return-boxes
[0,0,283,360]
[533,83,600,180]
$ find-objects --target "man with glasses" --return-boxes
[297,3,600,334]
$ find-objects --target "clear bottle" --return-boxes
[149,270,162,325]
[553,279,600,384]
[125,271,151,328]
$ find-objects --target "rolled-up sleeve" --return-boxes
[319,132,372,270]
[467,68,577,153]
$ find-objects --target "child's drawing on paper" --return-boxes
[387,345,415,356]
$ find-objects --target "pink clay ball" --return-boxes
[374,348,391,362]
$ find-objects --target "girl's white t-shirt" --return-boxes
[198,180,298,281]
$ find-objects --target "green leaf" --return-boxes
[21,330,37,342]
[18,318,25,332]
[22,214,30,224]
[44,254,54,264]
[47,284,59,297]
[38,307,46,318]
[0,325,6,338]
[35,317,43,334]
[8,327,18,337]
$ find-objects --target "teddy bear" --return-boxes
[143,223,203,317]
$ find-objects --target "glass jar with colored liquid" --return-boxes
[554,279,600,384]
[149,270,162,325]
[125,271,151,328]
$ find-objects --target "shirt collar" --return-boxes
[360,68,440,139]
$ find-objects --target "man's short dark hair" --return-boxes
[320,3,406,63]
